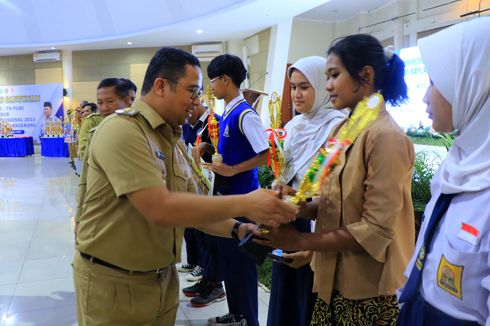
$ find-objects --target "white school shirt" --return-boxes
[224,95,268,154]
[404,170,490,325]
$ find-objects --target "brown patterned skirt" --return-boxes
[310,290,399,326]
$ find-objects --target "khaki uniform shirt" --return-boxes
[78,113,103,159]
[76,99,195,271]
[312,109,415,303]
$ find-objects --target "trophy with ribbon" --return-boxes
[266,91,287,182]
[205,85,222,163]
[239,91,289,265]
[287,93,384,206]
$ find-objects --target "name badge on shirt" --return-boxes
[156,150,166,161]
[437,255,463,299]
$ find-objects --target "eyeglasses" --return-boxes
[159,77,203,101]
[187,86,203,100]
[210,75,224,84]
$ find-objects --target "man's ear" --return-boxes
[153,77,168,97]
[359,66,374,85]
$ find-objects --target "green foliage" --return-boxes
[411,152,440,233]
[257,257,273,290]
[406,127,455,149]
[409,136,447,147]
[258,165,274,189]
[435,133,454,151]
[406,126,434,138]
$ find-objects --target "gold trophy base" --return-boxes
[212,153,223,164]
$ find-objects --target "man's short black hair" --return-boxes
[141,47,201,95]
[97,78,129,99]
[43,101,52,108]
[83,103,98,113]
[207,54,247,88]
[120,78,137,93]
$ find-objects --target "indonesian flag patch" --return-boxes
[457,223,479,245]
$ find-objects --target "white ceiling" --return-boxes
[298,0,394,22]
[0,0,394,56]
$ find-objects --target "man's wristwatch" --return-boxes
[231,221,243,241]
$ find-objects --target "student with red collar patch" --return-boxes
[398,17,490,325]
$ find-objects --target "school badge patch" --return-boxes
[437,255,463,299]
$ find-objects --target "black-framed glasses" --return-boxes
[189,87,203,100]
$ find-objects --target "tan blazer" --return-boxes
[311,108,415,303]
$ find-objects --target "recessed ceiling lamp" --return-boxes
[127,41,133,45]
[196,29,203,34]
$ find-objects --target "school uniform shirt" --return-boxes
[216,95,268,195]
[225,95,268,155]
[312,108,415,304]
[404,170,490,325]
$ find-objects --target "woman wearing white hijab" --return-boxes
[267,56,347,326]
[398,17,490,325]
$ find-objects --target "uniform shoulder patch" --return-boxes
[115,107,139,116]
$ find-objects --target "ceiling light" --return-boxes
[127,41,133,45]
[50,47,56,50]
[196,29,203,34]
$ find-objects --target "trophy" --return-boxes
[239,92,289,265]
[205,86,222,163]
[266,92,287,182]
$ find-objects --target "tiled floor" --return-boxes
[0,151,270,326]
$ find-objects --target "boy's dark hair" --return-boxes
[207,54,247,88]
[328,34,408,106]
[97,78,130,99]
[141,47,200,95]
[43,101,52,108]
[83,103,98,113]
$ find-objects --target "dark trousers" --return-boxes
[267,262,316,326]
[184,228,203,266]
[202,234,223,283]
[219,236,258,326]
[398,293,480,326]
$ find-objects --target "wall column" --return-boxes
[260,18,293,125]
[61,49,73,113]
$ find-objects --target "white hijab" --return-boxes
[281,56,348,186]
[418,17,490,194]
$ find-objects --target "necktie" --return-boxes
[399,193,454,303]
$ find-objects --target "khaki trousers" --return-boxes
[72,252,178,326]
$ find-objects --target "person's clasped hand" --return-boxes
[244,188,298,228]
[252,223,305,251]
[202,161,237,177]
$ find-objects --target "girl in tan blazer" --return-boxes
[255,34,415,325]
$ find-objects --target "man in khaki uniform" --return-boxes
[73,47,297,326]
[77,78,134,159]
[75,78,136,217]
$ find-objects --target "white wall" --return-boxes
[288,20,334,63]
[288,0,490,64]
